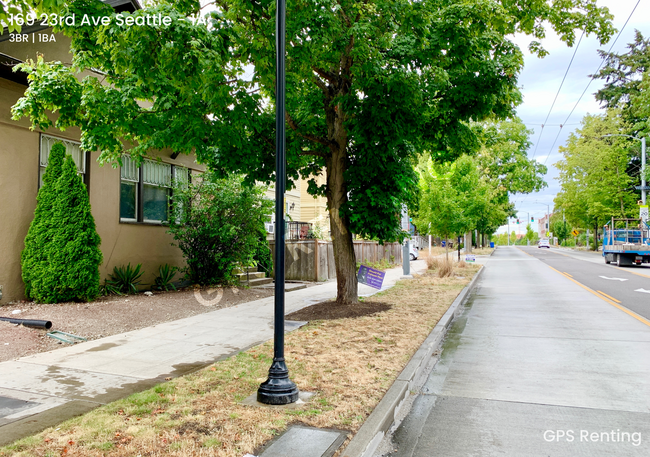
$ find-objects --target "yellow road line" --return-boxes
[563,272,573,278]
[516,247,534,257]
[596,290,621,304]
[547,265,650,328]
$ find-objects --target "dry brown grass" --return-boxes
[471,247,495,256]
[425,255,455,277]
[0,265,480,457]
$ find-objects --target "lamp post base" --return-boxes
[257,358,299,405]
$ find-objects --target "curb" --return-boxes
[341,265,486,457]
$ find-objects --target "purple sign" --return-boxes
[357,265,386,290]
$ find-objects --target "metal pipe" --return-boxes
[0,317,52,329]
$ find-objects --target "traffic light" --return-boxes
[517,219,520,224]
[531,217,534,222]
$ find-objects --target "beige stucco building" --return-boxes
[0,2,206,304]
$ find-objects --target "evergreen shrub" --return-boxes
[21,143,65,300]
[22,149,103,303]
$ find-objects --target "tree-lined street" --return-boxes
[382,246,650,456]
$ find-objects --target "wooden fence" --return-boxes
[269,240,403,281]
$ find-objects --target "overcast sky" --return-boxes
[497,0,649,235]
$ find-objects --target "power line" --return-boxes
[529,30,586,161]
[553,0,641,136]
[520,0,641,205]
[538,0,641,169]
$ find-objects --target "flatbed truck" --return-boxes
[602,218,650,266]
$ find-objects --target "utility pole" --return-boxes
[642,136,646,205]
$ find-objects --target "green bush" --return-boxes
[253,228,273,276]
[168,173,273,285]
[21,143,66,300]
[104,263,145,295]
[153,264,178,291]
[28,155,103,303]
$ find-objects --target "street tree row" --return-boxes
[10,0,613,304]
[554,31,650,248]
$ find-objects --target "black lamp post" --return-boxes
[257,0,299,405]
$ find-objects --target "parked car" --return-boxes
[410,244,419,260]
[538,239,550,249]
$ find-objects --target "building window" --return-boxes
[120,155,139,221]
[39,134,87,188]
[120,155,188,224]
[142,160,172,223]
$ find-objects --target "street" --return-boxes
[521,246,650,322]
[381,246,650,457]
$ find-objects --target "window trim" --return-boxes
[119,157,189,225]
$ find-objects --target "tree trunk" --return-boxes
[593,221,599,251]
[326,135,358,304]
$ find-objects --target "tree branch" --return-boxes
[299,150,327,158]
[285,112,330,147]
[312,66,336,83]
[336,0,352,27]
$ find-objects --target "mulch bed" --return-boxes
[286,299,392,320]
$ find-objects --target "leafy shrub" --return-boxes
[21,143,66,300]
[153,264,178,291]
[23,149,103,303]
[168,173,273,285]
[253,229,273,276]
[105,263,144,295]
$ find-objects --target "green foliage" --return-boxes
[554,110,637,234]
[414,156,474,243]
[525,224,538,243]
[105,263,145,295]
[34,156,103,303]
[0,0,65,33]
[551,219,571,244]
[10,0,614,303]
[253,229,273,277]
[21,143,66,300]
[594,31,650,131]
[168,173,272,286]
[153,264,178,291]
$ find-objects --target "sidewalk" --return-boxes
[0,260,427,445]
[377,246,650,456]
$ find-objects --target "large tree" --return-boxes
[472,117,547,241]
[594,30,650,130]
[12,0,613,304]
[554,110,637,249]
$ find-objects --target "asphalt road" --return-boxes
[380,246,650,457]
[520,246,650,323]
